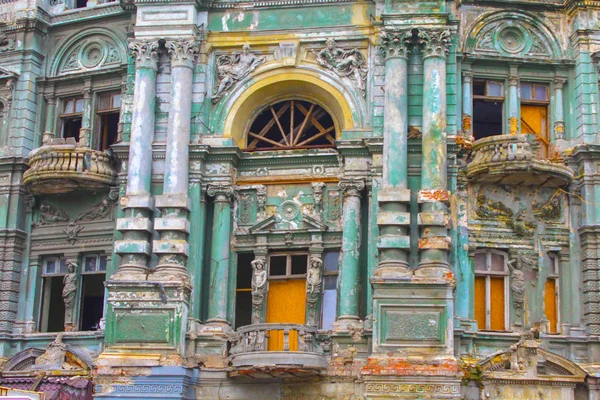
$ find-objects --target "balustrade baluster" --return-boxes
[283,328,290,351]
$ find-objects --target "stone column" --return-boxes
[42,94,56,145]
[79,85,92,146]
[553,77,566,141]
[375,28,412,278]
[334,178,364,330]
[418,29,451,272]
[507,73,520,134]
[114,39,159,278]
[462,70,473,138]
[206,183,233,330]
[154,39,199,280]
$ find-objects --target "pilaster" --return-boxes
[507,72,520,135]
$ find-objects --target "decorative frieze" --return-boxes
[313,38,368,96]
[211,45,265,103]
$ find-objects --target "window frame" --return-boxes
[546,252,560,334]
[81,253,108,275]
[268,251,309,280]
[321,250,340,330]
[59,95,84,140]
[474,249,509,331]
[41,256,68,277]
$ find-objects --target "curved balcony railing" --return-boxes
[23,140,117,194]
[466,134,573,187]
[229,323,327,378]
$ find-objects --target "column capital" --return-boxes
[461,70,473,83]
[165,38,200,69]
[129,39,160,70]
[508,75,520,86]
[418,29,451,60]
[339,178,365,198]
[378,28,412,59]
[553,77,567,88]
[207,183,234,202]
[44,93,56,104]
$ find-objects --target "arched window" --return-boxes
[245,100,335,151]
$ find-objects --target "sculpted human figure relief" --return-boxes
[211,44,265,103]
[313,38,368,96]
[307,256,323,294]
[36,204,69,226]
[62,262,78,331]
[251,258,267,323]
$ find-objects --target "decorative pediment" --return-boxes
[465,12,563,60]
[1,343,92,375]
[477,340,586,383]
[51,29,127,77]
[249,212,327,234]
[0,66,18,81]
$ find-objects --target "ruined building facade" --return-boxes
[0,0,599,398]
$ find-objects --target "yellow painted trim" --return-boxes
[223,69,355,148]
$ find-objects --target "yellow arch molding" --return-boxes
[222,69,356,148]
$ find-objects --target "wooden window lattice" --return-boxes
[245,100,335,151]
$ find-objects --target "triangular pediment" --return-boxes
[249,212,327,234]
[0,66,19,81]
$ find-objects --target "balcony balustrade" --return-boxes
[229,323,327,378]
[23,139,118,194]
[466,134,573,187]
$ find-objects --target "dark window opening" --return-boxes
[60,96,83,142]
[75,0,87,8]
[245,100,335,151]
[291,254,308,275]
[41,276,66,333]
[235,253,254,329]
[97,92,121,150]
[80,274,105,331]
[269,255,287,276]
[473,79,504,140]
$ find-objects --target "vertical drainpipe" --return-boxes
[113,39,159,278]
[418,28,452,273]
[153,39,199,280]
[206,183,234,330]
[334,178,365,331]
[374,28,412,280]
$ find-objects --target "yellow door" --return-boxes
[545,279,558,333]
[266,279,306,351]
[521,105,549,158]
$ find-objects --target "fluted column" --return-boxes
[507,74,520,134]
[154,39,199,279]
[206,183,233,330]
[418,29,451,272]
[334,178,364,330]
[553,77,566,141]
[462,70,473,138]
[114,39,159,277]
[375,28,412,278]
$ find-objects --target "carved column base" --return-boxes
[333,316,363,333]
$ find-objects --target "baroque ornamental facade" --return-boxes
[0,0,599,397]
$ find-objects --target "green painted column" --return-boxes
[334,178,364,329]
[552,77,566,141]
[418,29,451,272]
[206,183,233,329]
[462,70,473,138]
[375,28,412,278]
[154,39,199,279]
[114,39,159,278]
[188,181,207,321]
[79,86,92,146]
[42,93,56,144]
[507,73,520,134]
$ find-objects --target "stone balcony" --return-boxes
[466,134,573,187]
[228,323,327,379]
[23,138,118,195]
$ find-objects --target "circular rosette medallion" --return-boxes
[80,42,106,69]
[279,200,300,221]
[495,25,527,55]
